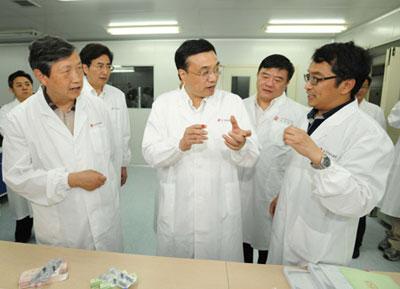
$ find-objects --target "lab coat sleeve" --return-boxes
[230,100,260,167]
[142,100,184,168]
[388,101,400,129]
[2,115,70,206]
[311,131,394,218]
[377,109,387,130]
[121,96,131,167]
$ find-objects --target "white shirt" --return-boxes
[268,100,393,266]
[142,88,260,261]
[2,89,123,251]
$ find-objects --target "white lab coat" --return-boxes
[359,99,387,129]
[239,94,307,250]
[381,101,400,218]
[2,88,123,252]
[268,100,393,266]
[142,88,260,261]
[82,78,131,171]
[0,99,33,220]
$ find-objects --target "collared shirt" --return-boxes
[43,86,76,135]
[254,95,281,126]
[182,86,209,114]
[307,99,353,135]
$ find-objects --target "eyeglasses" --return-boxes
[93,63,115,71]
[188,66,222,79]
[304,73,337,85]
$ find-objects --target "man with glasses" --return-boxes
[80,43,131,187]
[268,41,393,265]
[142,39,259,261]
[2,36,123,251]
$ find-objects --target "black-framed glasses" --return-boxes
[304,73,337,85]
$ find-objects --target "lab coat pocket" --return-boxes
[158,183,176,235]
[223,182,241,219]
[89,124,109,155]
[288,216,331,263]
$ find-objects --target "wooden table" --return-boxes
[1,240,399,289]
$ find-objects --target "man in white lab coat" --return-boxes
[356,76,386,129]
[379,100,400,261]
[239,54,307,264]
[352,75,387,258]
[0,70,34,242]
[2,36,123,251]
[142,39,260,261]
[268,41,393,266]
[80,43,131,187]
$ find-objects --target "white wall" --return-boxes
[336,7,400,48]
[0,38,328,165]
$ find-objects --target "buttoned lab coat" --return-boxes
[142,88,260,261]
[268,100,393,266]
[2,89,123,251]
[381,101,400,218]
[239,94,307,250]
[359,99,387,129]
[82,79,131,172]
[0,99,33,220]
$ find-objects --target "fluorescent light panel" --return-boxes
[269,19,346,24]
[107,26,179,35]
[108,20,178,27]
[265,25,347,33]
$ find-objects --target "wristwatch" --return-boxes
[311,151,331,170]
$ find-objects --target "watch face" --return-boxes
[322,155,331,168]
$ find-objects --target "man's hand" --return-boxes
[283,126,323,164]
[269,195,279,217]
[223,115,252,151]
[179,124,208,151]
[68,170,107,191]
[121,167,128,186]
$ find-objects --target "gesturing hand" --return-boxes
[179,124,208,151]
[283,126,323,165]
[223,115,252,151]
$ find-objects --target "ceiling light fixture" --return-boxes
[113,65,135,73]
[0,29,42,41]
[107,26,179,35]
[269,19,346,25]
[108,20,178,27]
[265,25,347,34]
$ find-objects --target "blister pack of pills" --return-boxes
[90,267,137,289]
[19,258,68,288]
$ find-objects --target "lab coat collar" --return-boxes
[83,77,105,98]
[178,86,220,123]
[249,92,287,125]
[310,99,358,141]
[37,87,88,139]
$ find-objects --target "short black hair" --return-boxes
[80,43,114,67]
[29,35,75,77]
[312,41,371,98]
[175,39,216,70]
[258,54,295,81]
[8,70,33,88]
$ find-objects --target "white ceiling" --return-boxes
[1,0,399,42]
